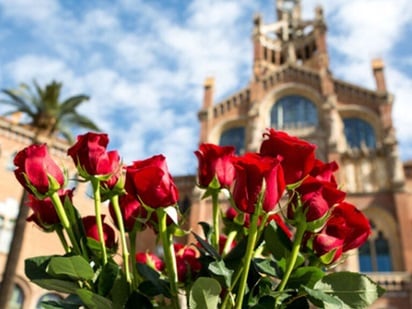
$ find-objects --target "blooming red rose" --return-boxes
[125,155,179,208]
[310,159,339,185]
[174,244,202,282]
[232,153,285,214]
[312,202,371,263]
[14,144,64,196]
[194,143,235,188]
[135,252,165,272]
[26,189,73,232]
[109,193,147,232]
[260,129,316,185]
[82,215,116,249]
[288,176,346,222]
[67,132,121,179]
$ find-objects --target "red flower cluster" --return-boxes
[195,128,370,264]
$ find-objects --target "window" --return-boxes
[271,95,318,129]
[343,118,376,149]
[359,222,392,272]
[219,127,245,155]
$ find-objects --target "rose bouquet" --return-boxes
[16,129,384,308]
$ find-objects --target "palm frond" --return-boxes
[59,95,90,114]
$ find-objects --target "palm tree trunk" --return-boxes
[0,190,29,308]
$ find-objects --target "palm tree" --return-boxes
[0,80,100,307]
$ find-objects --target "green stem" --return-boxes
[220,268,242,309]
[222,230,237,257]
[234,211,260,309]
[212,191,220,250]
[110,195,131,284]
[50,192,81,254]
[157,208,179,309]
[276,222,306,293]
[55,225,70,253]
[129,229,142,289]
[91,178,108,265]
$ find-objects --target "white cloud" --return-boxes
[1,0,412,173]
[0,0,59,22]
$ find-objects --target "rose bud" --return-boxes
[312,202,371,264]
[26,190,73,232]
[232,153,285,214]
[67,132,121,179]
[288,176,346,223]
[194,143,235,188]
[82,215,116,249]
[260,128,316,185]
[135,252,165,272]
[310,159,339,185]
[109,193,148,232]
[125,155,179,209]
[14,144,64,196]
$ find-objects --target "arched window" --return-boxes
[219,127,245,155]
[36,293,63,308]
[359,222,392,272]
[343,118,376,149]
[271,95,318,129]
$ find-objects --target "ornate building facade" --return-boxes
[189,0,412,308]
[1,1,412,308]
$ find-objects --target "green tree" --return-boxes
[0,80,100,308]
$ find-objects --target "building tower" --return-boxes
[194,1,412,307]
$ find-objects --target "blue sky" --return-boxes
[1,0,412,175]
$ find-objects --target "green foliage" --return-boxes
[189,277,222,309]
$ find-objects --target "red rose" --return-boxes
[125,155,179,208]
[174,244,202,282]
[82,215,116,249]
[232,153,285,214]
[312,202,371,263]
[135,252,165,272]
[109,193,147,232]
[26,190,73,232]
[260,129,316,185]
[14,144,64,195]
[312,233,344,263]
[67,132,121,178]
[310,159,339,184]
[288,176,346,222]
[194,143,235,188]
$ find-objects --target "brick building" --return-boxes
[188,0,412,308]
[1,0,412,308]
